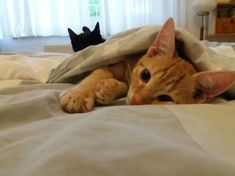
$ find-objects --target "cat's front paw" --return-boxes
[95,79,128,105]
[59,88,94,113]
[95,80,116,105]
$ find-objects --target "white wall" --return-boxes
[186,0,217,39]
[0,36,71,52]
[0,0,214,52]
[186,0,200,39]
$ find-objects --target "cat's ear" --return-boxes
[147,18,175,57]
[82,26,91,33]
[93,22,101,34]
[193,71,235,103]
[68,28,78,38]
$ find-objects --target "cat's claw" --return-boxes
[59,89,94,113]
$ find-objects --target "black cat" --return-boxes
[68,22,105,52]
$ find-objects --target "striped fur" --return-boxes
[59,18,235,113]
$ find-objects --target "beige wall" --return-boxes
[186,0,217,40]
[217,0,232,3]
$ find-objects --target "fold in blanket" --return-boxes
[47,25,235,98]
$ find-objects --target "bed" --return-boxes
[0,25,235,176]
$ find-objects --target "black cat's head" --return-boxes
[68,22,105,52]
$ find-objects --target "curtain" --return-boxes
[101,0,188,36]
[0,0,188,38]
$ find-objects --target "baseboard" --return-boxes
[44,45,73,53]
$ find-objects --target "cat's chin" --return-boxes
[151,100,176,105]
[150,97,176,105]
[127,95,176,105]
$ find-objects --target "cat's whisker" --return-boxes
[126,62,133,86]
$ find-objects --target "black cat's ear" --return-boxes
[82,26,91,33]
[93,22,100,34]
[68,28,78,38]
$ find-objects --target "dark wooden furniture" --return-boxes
[216,2,235,33]
[207,1,235,42]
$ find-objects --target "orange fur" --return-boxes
[60,18,235,113]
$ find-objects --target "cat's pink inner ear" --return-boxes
[193,71,235,103]
[147,18,175,57]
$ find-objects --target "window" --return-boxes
[0,0,187,38]
[89,0,101,28]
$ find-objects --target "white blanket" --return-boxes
[0,100,235,176]
[0,26,235,176]
[48,25,235,97]
[0,53,68,88]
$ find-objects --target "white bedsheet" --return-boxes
[0,43,234,90]
[1,101,235,176]
[0,53,69,88]
[209,45,235,58]
[0,45,235,175]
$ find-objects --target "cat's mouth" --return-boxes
[128,92,174,105]
[151,95,174,104]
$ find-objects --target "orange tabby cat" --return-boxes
[60,18,235,113]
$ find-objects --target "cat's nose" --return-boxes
[129,95,143,105]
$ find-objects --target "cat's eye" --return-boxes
[158,95,173,102]
[140,69,151,82]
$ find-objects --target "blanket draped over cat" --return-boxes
[49,21,235,87]
[56,18,235,113]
